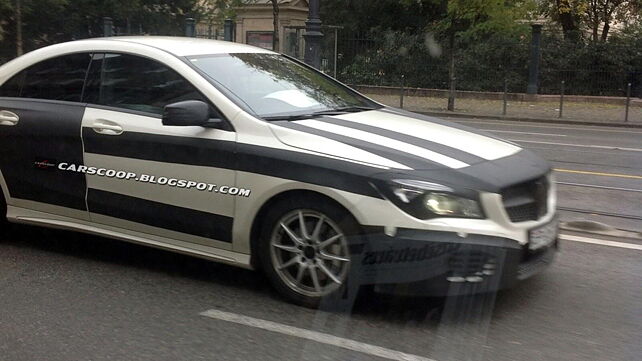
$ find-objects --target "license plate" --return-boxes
[529,218,559,251]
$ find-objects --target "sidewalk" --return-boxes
[364,93,642,127]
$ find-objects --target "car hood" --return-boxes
[269,107,523,172]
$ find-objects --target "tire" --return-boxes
[258,195,361,308]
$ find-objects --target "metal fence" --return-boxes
[1,18,640,123]
[323,30,642,99]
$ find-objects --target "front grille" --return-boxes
[501,176,548,222]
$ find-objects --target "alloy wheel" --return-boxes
[269,210,350,298]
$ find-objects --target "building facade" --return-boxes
[196,0,309,58]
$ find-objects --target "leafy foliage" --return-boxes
[0,0,640,96]
[435,0,537,38]
[339,29,530,92]
[0,0,202,62]
[327,0,640,96]
[338,24,641,96]
[540,0,641,41]
[198,0,256,25]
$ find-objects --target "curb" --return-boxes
[413,110,642,128]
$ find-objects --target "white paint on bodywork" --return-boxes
[81,107,238,245]
[8,204,245,264]
[295,119,469,169]
[83,107,237,141]
[334,110,521,161]
[232,172,557,252]
[112,36,274,57]
[83,154,237,217]
[268,123,410,170]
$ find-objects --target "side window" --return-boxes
[83,53,206,115]
[0,53,91,101]
[21,53,91,102]
[0,72,25,97]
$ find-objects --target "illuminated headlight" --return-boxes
[382,179,485,219]
[424,193,483,218]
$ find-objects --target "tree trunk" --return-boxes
[556,0,580,42]
[600,4,617,42]
[16,0,23,56]
[590,0,600,42]
[271,0,279,52]
[601,22,610,41]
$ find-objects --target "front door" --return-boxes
[79,53,237,249]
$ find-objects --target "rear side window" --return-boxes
[1,53,92,102]
[83,53,205,115]
[0,72,25,97]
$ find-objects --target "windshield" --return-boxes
[188,53,377,118]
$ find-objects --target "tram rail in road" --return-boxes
[555,181,642,193]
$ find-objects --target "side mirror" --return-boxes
[162,100,211,127]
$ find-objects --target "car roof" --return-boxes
[0,36,276,84]
[92,36,275,57]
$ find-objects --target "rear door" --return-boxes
[80,53,237,249]
[0,53,92,220]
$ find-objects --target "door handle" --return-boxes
[0,110,19,126]
[91,120,123,135]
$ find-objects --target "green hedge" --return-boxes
[338,28,642,97]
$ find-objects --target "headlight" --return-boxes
[424,193,483,218]
[378,179,484,219]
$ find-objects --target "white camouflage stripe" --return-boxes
[333,110,521,161]
[295,119,470,169]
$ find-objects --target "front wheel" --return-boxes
[258,196,359,308]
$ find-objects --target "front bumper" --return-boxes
[348,226,558,297]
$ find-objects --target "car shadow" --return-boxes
[1,222,535,326]
[1,223,269,292]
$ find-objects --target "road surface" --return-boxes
[1,118,640,361]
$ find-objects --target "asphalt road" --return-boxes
[1,118,641,361]
[449,118,642,232]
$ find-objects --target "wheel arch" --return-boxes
[248,189,359,270]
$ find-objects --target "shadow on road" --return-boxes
[0,222,538,325]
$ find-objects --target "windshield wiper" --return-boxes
[332,105,378,112]
[263,106,378,121]
[262,114,319,121]
[310,106,378,115]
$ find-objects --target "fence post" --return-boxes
[502,78,508,116]
[185,18,196,37]
[448,77,456,111]
[400,74,405,109]
[103,17,114,37]
[527,24,542,95]
[559,80,565,118]
[333,27,338,79]
[625,82,631,122]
